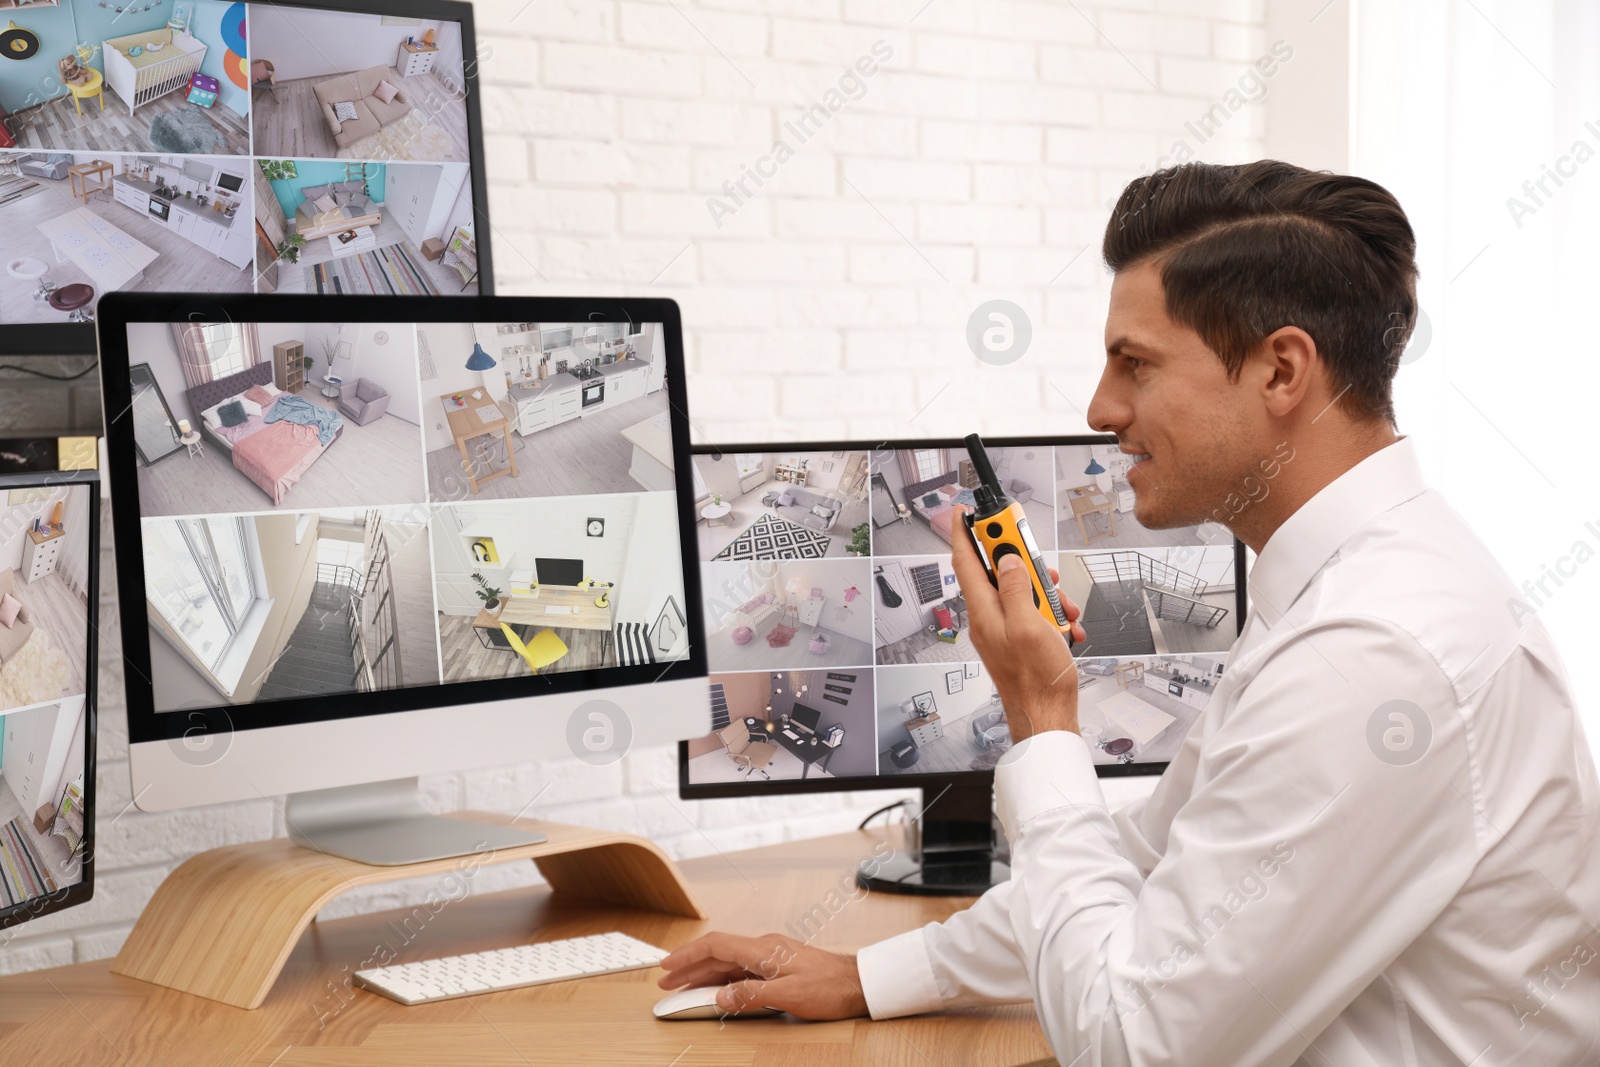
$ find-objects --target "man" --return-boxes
[659,161,1600,1065]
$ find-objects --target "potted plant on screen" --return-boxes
[472,571,503,613]
[276,233,306,264]
[846,522,869,557]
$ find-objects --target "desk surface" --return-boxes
[474,587,612,633]
[441,391,507,440]
[0,821,1052,1065]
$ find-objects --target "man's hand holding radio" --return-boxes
[952,526,1087,744]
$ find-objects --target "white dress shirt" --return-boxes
[857,436,1600,1066]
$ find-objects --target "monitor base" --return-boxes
[285,777,549,864]
[111,812,706,1009]
[855,778,1011,896]
[856,853,1011,896]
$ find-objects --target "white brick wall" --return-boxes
[0,0,1276,975]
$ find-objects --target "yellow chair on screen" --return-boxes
[500,623,569,675]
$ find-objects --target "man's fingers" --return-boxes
[719,976,780,1013]
[995,553,1037,623]
[659,932,786,983]
[1061,591,1081,623]
[657,959,747,990]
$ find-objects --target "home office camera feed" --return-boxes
[0,483,93,919]
[1,2,480,325]
[125,319,687,713]
[684,442,1241,783]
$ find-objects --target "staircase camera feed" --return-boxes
[123,320,689,713]
[1,2,480,325]
[0,483,93,921]
[683,443,1242,783]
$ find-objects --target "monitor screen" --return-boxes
[789,703,820,734]
[103,311,695,725]
[0,469,98,932]
[681,441,1247,791]
[535,558,584,587]
[1,0,488,354]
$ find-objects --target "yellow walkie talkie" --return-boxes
[961,433,1076,649]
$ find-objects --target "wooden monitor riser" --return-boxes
[111,813,706,1010]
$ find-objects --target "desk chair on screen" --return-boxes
[717,722,776,781]
[500,623,568,675]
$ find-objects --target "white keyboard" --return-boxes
[782,729,799,740]
[354,932,669,1006]
[543,605,573,614]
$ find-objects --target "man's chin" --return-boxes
[1133,497,1210,533]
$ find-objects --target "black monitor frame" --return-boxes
[0,468,100,933]
[95,293,703,752]
[4,0,492,358]
[788,702,821,734]
[677,435,1248,894]
[534,558,586,587]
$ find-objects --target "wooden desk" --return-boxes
[1066,484,1117,546]
[0,821,1053,1065]
[744,715,837,778]
[473,587,614,654]
[441,391,516,494]
[1113,660,1144,689]
[67,159,112,203]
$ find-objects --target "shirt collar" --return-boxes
[1246,435,1428,628]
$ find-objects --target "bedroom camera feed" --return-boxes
[124,321,692,714]
[0,1,479,325]
[0,697,88,914]
[683,441,1244,782]
[0,479,93,921]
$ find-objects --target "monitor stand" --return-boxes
[856,777,1010,896]
[286,777,548,865]
[113,793,706,1009]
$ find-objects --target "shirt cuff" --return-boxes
[856,926,944,1020]
[995,730,1106,843]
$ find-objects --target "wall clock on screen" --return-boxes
[2,22,41,59]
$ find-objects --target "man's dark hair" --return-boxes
[1103,160,1417,425]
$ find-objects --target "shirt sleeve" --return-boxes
[997,616,1480,1066]
[858,877,1034,1019]
[856,746,1163,1019]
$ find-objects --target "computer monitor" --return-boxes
[0,467,98,933]
[789,703,820,734]
[680,439,1248,894]
[97,294,707,865]
[2,0,491,357]
[534,558,584,588]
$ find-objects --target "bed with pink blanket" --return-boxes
[905,479,973,545]
[187,364,344,505]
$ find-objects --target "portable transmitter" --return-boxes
[961,433,1076,650]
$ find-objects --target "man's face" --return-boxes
[1086,259,1262,531]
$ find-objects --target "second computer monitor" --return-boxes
[680,438,1247,796]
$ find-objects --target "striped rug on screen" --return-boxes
[0,817,57,907]
[309,242,441,297]
[615,622,656,667]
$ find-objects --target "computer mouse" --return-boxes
[652,985,784,1020]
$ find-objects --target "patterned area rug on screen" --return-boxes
[0,173,44,208]
[308,242,440,296]
[712,513,830,560]
[0,817,57,907]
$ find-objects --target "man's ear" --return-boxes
[1253,326,1319,419]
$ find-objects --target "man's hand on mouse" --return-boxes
[951,520,1086,744]
[657,932,868,1020]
